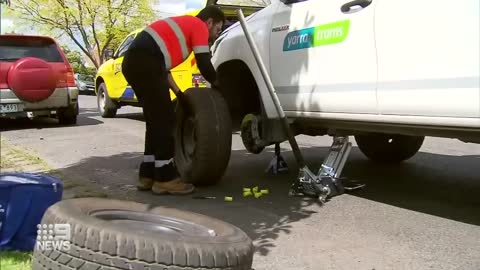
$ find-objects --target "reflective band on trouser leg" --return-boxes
[143,155,155,162]
[164,18,190,59]
[155,158,173,168]
[193,46,210,54]
[143,27,172,69]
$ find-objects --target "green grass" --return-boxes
[0,251,32,270]
[0,137,107,199]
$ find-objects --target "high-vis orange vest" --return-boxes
[144,16,211,70]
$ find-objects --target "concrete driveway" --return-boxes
[1,95,479,270]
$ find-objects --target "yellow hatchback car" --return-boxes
[94,0,264,118]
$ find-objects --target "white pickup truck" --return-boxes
[209,0,480,163]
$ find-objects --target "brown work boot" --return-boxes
[137,176,154,191]
[151,178,195,195]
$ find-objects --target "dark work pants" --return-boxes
[122,31,178,182]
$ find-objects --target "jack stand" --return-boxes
[265,143,289,174]
[289,136,365,203]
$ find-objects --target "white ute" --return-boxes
[210,0,480,163]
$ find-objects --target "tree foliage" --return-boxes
[0,0,11,6]
[61,46,96,76]
[8,0,157,69]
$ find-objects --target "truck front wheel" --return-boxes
[354,133,424,163]
[97,82,118,118]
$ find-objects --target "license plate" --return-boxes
[0,104,21,113]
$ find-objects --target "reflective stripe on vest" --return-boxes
[145,17,212,70]
[164,18,189,60]
[143,26,172,69]
[144,18,194,70]
[193,45,210,54]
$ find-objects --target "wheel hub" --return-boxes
[99,92,106,111]
[240,114,266,154]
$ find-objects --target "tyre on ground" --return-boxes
[174,87,232,186]
[354,133,425,163]
[32,198,254,270]
[97,82,118,118]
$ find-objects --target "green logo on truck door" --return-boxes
[283,20,350,51]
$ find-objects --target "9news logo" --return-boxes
[35,223,71,251]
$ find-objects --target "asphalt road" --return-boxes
[2,94,480,270]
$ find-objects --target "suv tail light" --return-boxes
[65,66,76,87]
[57,65,76,88]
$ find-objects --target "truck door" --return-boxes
[375,0,480,119]
[269,0,378,114]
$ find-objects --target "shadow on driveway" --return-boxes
[116,113,145,122]
[49,143,480,256]
[79,107,102,118]
[344,150,480,227]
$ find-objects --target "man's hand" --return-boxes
[168,73,193,116]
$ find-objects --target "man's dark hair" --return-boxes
[196,5,225,24]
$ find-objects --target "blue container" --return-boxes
[0,172,63,251]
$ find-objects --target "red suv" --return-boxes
[0,34,79,125]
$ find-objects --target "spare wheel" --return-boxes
[32,198,254,270]
[175,87,232,186]
[7,57,57,102]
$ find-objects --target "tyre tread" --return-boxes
[35,243,249,270]
[174,88,232,186]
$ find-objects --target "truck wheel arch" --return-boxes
[216,60,264,129]
[95,77,105,96]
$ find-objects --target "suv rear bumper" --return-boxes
[0,87,78,116]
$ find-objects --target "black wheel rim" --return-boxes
[90,210,217,237]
